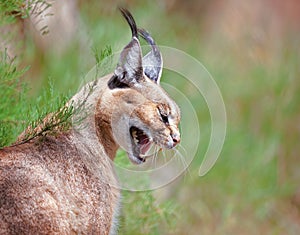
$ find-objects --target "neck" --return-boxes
[69,73,118,161]
[95,101,119,160]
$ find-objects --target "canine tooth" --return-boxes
[134,137,139,144]
[132,130,137,138]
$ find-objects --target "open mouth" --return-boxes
[128,126,153,164]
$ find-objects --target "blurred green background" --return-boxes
[1,0,300,234]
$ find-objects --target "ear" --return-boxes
[108,37,143,89]
[108,8,144,89]
[138,28,163,84]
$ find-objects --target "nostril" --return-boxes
[172,135,180,145]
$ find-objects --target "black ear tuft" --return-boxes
[108,74,130,89]
[119,7,138,38]
[111,9,143,88]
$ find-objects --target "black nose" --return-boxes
[172,134,180,146]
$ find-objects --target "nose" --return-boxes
[172,133,180,147]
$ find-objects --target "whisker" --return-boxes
[155,146,163,167]
[174,149,187,168]
[176,145,189,168]
[145,145,159,167]
[150,145,157,166]
[140,143,159,158]
[161,148,168,164]
[153,147,159,168]
[176,144,188,156]
[172,145,191,178]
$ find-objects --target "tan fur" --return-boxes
[0,70,180,234]
[0,9,180,234]
[0,134,118,234]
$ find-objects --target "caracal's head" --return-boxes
[96,8,180,164]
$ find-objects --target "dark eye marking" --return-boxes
[160,112,169,124]
[157,105,169,124]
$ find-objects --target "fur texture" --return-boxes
[0,9,180,234]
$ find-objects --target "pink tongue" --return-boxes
[139,134,148,145]
[140,141,151,155]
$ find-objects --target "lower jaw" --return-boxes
[128,152,145,164]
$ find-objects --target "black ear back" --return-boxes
[110,37,143,89]
[108,9,143,89]
[138,28,163,84]
[108,9,163,89]
[107,74,130,89]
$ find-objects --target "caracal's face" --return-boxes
[109,76,180,164]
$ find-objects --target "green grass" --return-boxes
[0,51,75,147]
[0,50,28,146]
[1,1,300,234]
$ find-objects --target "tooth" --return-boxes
[134,137,138,145]
[132,130,137,139]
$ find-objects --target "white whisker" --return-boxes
[161,148,168,164]
[172,145,191,178]
[150,146,156,165]
[153,148,158,168]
